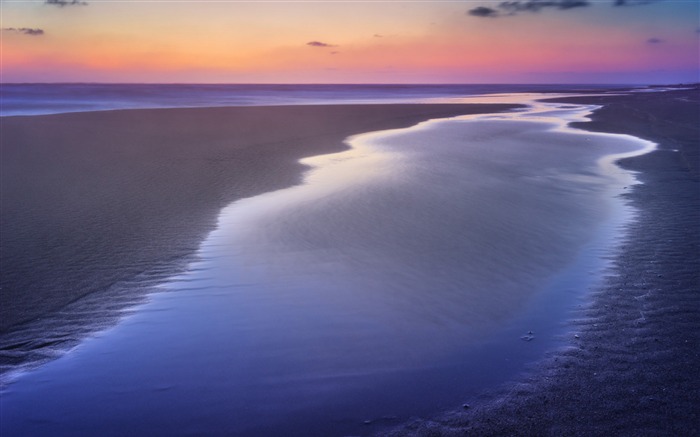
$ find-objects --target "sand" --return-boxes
[0,103,519,374]
[3,86,698,435]
[381,86,700,436]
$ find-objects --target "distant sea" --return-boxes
[0,83,631,116]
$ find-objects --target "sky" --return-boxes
[1,0,698,84]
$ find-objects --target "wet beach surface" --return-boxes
[382,86,699,436]
[2,86,697,436]
[0,103,516,365]
[1,94,660,436]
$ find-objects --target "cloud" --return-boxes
[499,0,590,13]
[306,41,337,48]
[468,1,589,17]
[45,0,87,6]
[469,0,668,18]
[613,0,658,5]
[2,27,45,36]
[467,0,683,18]
[373,34,383,38]
[647,37,663,44]
[468,6,500,17]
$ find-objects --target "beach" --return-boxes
[1,86,698,436]
[0,103,518,371]
[382,86,700,435]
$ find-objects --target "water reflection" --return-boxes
[1,97,655,437]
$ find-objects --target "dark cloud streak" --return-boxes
[499,0,590,13]
[614,0,658,6]
[307,41,337,48]
[469,0,590,17]
[647,37,663,44]
[468,6,500,17]
[2,27,45,36]
[469,0,665,18]
[45,0,88,7]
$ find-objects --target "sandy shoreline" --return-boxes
[381,86,700,435]
[2,86,697,435]
[0,103,519,375]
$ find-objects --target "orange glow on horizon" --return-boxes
[1,1,697,83]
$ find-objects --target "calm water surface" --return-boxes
[0,96,654,436]
[0,83,628,116]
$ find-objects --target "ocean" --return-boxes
[0,83,629,116]
[0,85,654,436]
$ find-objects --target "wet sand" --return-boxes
[382,85,700,435]
[3,86,698,435]
[0,103,518,374]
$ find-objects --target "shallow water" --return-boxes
[0,96,654,436]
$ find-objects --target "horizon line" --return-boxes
[4,81,695,86]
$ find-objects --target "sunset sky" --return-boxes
[1,0,698,84]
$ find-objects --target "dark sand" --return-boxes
[0,103,518,375]
[381,86,700,436]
